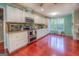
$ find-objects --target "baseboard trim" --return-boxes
[8,33,49,56]
[50,33,73,37]
[5,49,9,56]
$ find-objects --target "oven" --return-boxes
[28,30,37,43]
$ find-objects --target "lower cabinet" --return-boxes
[7,29,49,53]
[7,31,28,53]
[36,28,49,39]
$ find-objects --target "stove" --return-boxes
[28,30,37,43]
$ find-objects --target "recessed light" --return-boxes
[50,12,59,16]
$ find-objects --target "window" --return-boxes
[50,18,64,34]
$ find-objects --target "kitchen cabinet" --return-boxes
[41,17,48,25]
[24,11,33,19]
[6,5,25,22]
[25,12,30,17]
[36,28,49,39]
[6,6,15,22]
[33,14,48,25]
[34,16,41,24]
[33,14,40,24]
[16,8,24,22]
[6,5,48,24]
[38,17,44,24]
[8,31,28,53]
[40,17,45,24]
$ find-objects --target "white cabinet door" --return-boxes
[14,8,19,22]
[6,6,19,22]
[17,9,24,22]
[39,17,43,24]
[43,18,48,25]
[41,17,48,24]
[6,6,16,22]
[25,12,29,17]
[8,32,28,53]
[22,10,26,22]
[6,6,25,22]
[34,15,39,23]
[13,7,24,22]
[36,29,49,39]
[34,15,47,24]
[25,12,33,18]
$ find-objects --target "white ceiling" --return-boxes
[17,3,79,17]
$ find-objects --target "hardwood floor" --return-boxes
[10,34,79,56]
[0,42,4,53]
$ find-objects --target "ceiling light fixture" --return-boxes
[50,12,59,16]
[41,8,44,11]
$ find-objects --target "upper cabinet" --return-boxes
[44,18,48,25]
[6,5,48,25]
[33,14,48,25]
[6,5,25,22]
[6,6,15,22]
[25,12,33,18]
[33,14,40,24]
[40,17,48,25]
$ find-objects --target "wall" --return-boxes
[0,3,7,7]
[72,10,79,40]
[64,14,72,36]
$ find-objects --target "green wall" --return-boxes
[64,14,72,36]
[50,14,72,36]
[0,3,7,8]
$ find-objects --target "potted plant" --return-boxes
[61,31,64,35]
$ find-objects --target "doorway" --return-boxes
[0,7,5,55]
